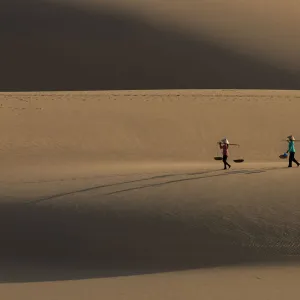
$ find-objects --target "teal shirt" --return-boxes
[288,141,296,153]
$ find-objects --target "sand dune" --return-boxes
[3,1,300,298]
[1,90,300,299]
[0,90,299,171]
[2,266,300,300]
[1,0,299,91]
[2,163,300,281]
[66,0,300,70]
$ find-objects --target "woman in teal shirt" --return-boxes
[286,135,300,167]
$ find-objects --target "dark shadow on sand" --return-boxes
[0,166,300,283]
[1,0,300,91]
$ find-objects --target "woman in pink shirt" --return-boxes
[219,138,231,170]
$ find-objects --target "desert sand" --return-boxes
[1,0,300,91]
[1,90,300,299]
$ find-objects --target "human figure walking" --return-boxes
[286,135,300,168]
[219,138,231,170]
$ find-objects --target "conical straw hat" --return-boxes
[287,135,295,141]
[221,138,229,144]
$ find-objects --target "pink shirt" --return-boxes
[221,144,229,156]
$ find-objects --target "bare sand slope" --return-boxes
[1,90,299,172]
[1,90,300,298]
[1,163,300,298]
[2,266,300,300]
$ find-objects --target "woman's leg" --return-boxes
[222,155,227,169]
[289,152,293,167]
[292,152,300,166]
[227,160,231,169]
[223,155,230,169]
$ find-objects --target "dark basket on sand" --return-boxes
[214,156,223,161]
[279,154,288,159]
[233,159,244,163]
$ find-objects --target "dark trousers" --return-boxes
[223,155,231,169]
[289,152,299,167]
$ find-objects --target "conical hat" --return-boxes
[287,135,295,141]
[221,138,229,144]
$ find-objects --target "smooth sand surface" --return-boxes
[70,0,300,70]
[1,90,300,299]
[2,0,300,91]
[2,266,300,300]
[1,89,300,169]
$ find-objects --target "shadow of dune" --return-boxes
[0,201,299,283]
[1,167,300,283]
[1,0,299,91]
[0,203,279,282]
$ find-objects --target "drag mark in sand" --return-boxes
[28,167,282,204]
